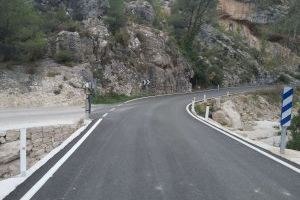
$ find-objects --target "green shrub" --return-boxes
[276,74,291,84]
[0,0,46,61]
[195,103,207,117]
[43,7,80,33]
[104,0,127,34]
[114,28,130,46]
[54,51,75,66]
[93,93,136,104]
[287,110,300,151]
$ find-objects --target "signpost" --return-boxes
[85,81,93,119]
[280,86,293,154]
[142,79,151,86]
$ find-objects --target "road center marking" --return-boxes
[20,118,103,200]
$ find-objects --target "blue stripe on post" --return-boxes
[282,89,293,99]
[281,115,291,126]
[281,102,293,113]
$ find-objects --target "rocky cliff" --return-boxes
[217,0,299,68]
[1,0,299,107]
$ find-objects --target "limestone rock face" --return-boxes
[81,18,109,61]
[218,0,289,24]
[126,1,155,22]
[55,31,83,62]
[0,60,89,108]
[34,0,109,20]
[96,24,193,95]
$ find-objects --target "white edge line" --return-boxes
[186,103,300,174]
[20,118,103,200]
[0,121,92,199]
[103,113,108,118]
[110,108,116,112]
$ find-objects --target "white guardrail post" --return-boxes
[20,128,27,176]
[205,106,210,120]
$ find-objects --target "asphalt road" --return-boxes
[6,87,300,200]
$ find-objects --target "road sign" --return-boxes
[280,86,293,127]
[142,79,150,86]
[280,86,293,154]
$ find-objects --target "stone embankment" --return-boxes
[0,122,82,179]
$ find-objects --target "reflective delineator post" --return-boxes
[20,128,27,176]
[203,94,207,103]
[280,126,287,154]
[191,97,196,113]
[205,106,210,120]
[280,86,294,154]
[218,85,220,92]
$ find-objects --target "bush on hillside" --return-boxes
[0,0,46,61]
[104,0,127,34]
[287,109,300,151]
[54,50,75,66]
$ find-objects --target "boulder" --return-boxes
[212,110,232,127]
[0,141,20,164]
[5,130,20,142]
[222,100,243,129]
[126,1,155,22]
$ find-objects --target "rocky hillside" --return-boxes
[0,0,299,107]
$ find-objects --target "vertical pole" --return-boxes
[203,94,207,103]
[205,106,210,120]
[280,126,287,154]
[191,97,196,113]
[88,94,91,114]
[85,94,89,119]
[20,128,27,176]
[218,84,220,92]
[227,91,230,96]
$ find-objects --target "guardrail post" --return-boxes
[20,128,27,176]
[205,106,210,120]
[191,97,196,113]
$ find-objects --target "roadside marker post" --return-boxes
[84,82,93,119]
[205,106,210,120]
[280,86,293,154]
[20,128,27,176]
[218,85,220,92]
[203,94,207,103]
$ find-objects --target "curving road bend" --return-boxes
[5,87,300,200]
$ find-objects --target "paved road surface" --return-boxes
[0,105,112,131]
[5,87,300,200]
